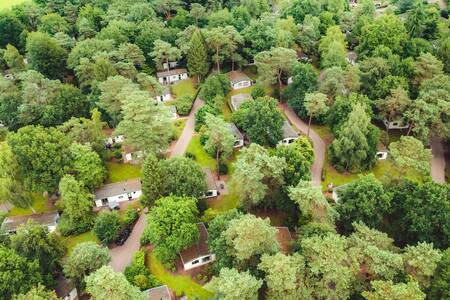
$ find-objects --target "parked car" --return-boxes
[115,228,131,246]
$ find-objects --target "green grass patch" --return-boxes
[186,135,216,171]
[310,124,334,143]
[147,251,213,300]
[171,78,198,99]
[8,193,54,217]
[106,161,142,183]
[62,231,99,256]
[0,0,29,11]
[207,192,240,212]
[173,119,187,140]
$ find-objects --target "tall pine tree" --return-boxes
[187,29,209,83]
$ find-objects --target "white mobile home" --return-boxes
[162,61,179,70]
[94,179,142,208]
[228,123,244,148]
[383,119,409,130]
[179,223,216,270]
[155,88,172,102]
[105,135,124,146]
[201,168,219,199]
[228,71,252,90]
[156,68,188,85]
[279,121,299,146]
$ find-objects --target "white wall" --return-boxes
[279,137,298,146]
[233,139,244,148]
[159,73,188,84]
[95,190,142,207]
[183,254,216,270]
[231,80,251,90]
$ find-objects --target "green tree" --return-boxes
[203,114,234,179]
[413,52,443,87]
[63,242,111,286]
[304,92,329,137]
[190,3,206,25]
[206,268,262,300]
[140,155,164,207]
[377,88,411,142]
[232,96,284,146]
[93,211,122,244]
[7,125,70,193]
[0,14,25,49]
[13,284,58,300]
[199,74,231,106]
[336,174,391,233]
[255,47,297,100]
[26,32,67,80]
[142,196,199,264]
[231,144,286,210]
[68,143,105,190]
[389,136,432,176]
[150,39,181,71]
[85,266,145,300]
[362,280,425,300]
[3,44,25,72]
[403,242,442,289]
[152,0,182,19]
[187,29,209,82]
[429,248,450,299]
[319,25,347,68]
[318,67,346,100]
[204,26,232,72]
[116,91,172,156]
[0,246,42,299]
[57,175,94,235]
[259,253,312,300]
[38,13,70,35]
[124,250,160,290]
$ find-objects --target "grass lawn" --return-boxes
[147,251,213,300]
[106,161,142,183]
[62,231,100,256]
[310,123,334,143]
[207,192,240,212]
[171,78,198,99]
[173,118,187,140]
[186,135,216,171]
[8,193,54,217]
[0,0,29,10]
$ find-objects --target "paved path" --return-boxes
[109,214,147,272]
[170,98,204,158]
[430,136,446,183]
[279,103,326,186]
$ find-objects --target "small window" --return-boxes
[203,256,211,263]
[118,196,123,199]
[192,260,199,265]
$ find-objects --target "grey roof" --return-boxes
[228,71,251,85]
[147,285,172,300]
[228,123,243,140]
[94,179,141,199]
[2,211,59,233]
[202,168,217,191]
[230,94,252,111]
[282,121,299,139]
[156,68,187,78]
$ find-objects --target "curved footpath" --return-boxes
[279,103,326,187]
[430,136,446,184]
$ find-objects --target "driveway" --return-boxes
[170,98,204,158]
[279,103,326,186]
[109,214,147,272]
[430,136,446,183]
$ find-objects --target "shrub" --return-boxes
[185,152,196,160]
[195,105,218,131]
[251,85,265,99]
[175,95,194,116]
[123,208,139,226]
[93,211,121,244]
[124,250,160,290]
[219,162,228,175]
[58,215,92,236]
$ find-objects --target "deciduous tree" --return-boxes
[304,92,329,137]
[150,39,181,71]
[389,136,432,176]
[93,211,122,245]
[206,268,262,300]
[362,280,425,300]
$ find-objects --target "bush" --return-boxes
[175,95,194,116]
[251,85,265,99]
[124,250,160,290]
[58,215,92,236]
[199,74,231,105]
[185,152,196,160]
[113,150,123,159]
[219,162,228,175]
[195,105,218,131]
[123,208,139,226]
[93,211,121,244]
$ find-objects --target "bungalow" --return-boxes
[275,227,293,254]
[228,71,252,90]
[162,61,179,70]
[383,119,409,130]
[105,135,124,146]
[179,223,216,271]
[1,211,59,234]
[201,168,219,199]
[156,68,188,85]
[228,123,244,148]
[155,88,172,102]
[146,285,173,300]
[94,179,142,208]
[279,121,299,146]
[230,93,252,111]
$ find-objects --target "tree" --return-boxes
[274,137,314,187]
[255,47,297,100]
[231,144,286,210]
[68,143,105,190]
[304,92,329,137]
[7,125,70,193]
[63,242,111,286]
[150,39,181,71]
[289,181,337,225]
[319,25,347,68]
[26,32,67,80]
[389,136,432,176]
[232,96,284,146]
[199,74,231,105]
[377,88,411,142]
[124,250,160,290]
[38,13,70,35]
[206,268,262,300]
[13,284,58,300]
[204,26,235,72]
[336,174,391,233]
[190,3,206,25]
[203,114,234,179]
[57,175,94,235]
[259,253,312,300]
[224,214,279,262]
[362,280,425,300]
[3,44,25,72]
[280,0,321,23]
[429,248,450,299]
[142,196,199,264]
[329,103,378,172]
[10,221,65,284]
[116,91,173,156]
[0,14,25,48]
[85,266,145,300]
[140,156,207,207]
[93,211,122,245]
[187,29,209,82]
[152,0,182,19]
[413,52,443,87]
[0,246,41,299]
